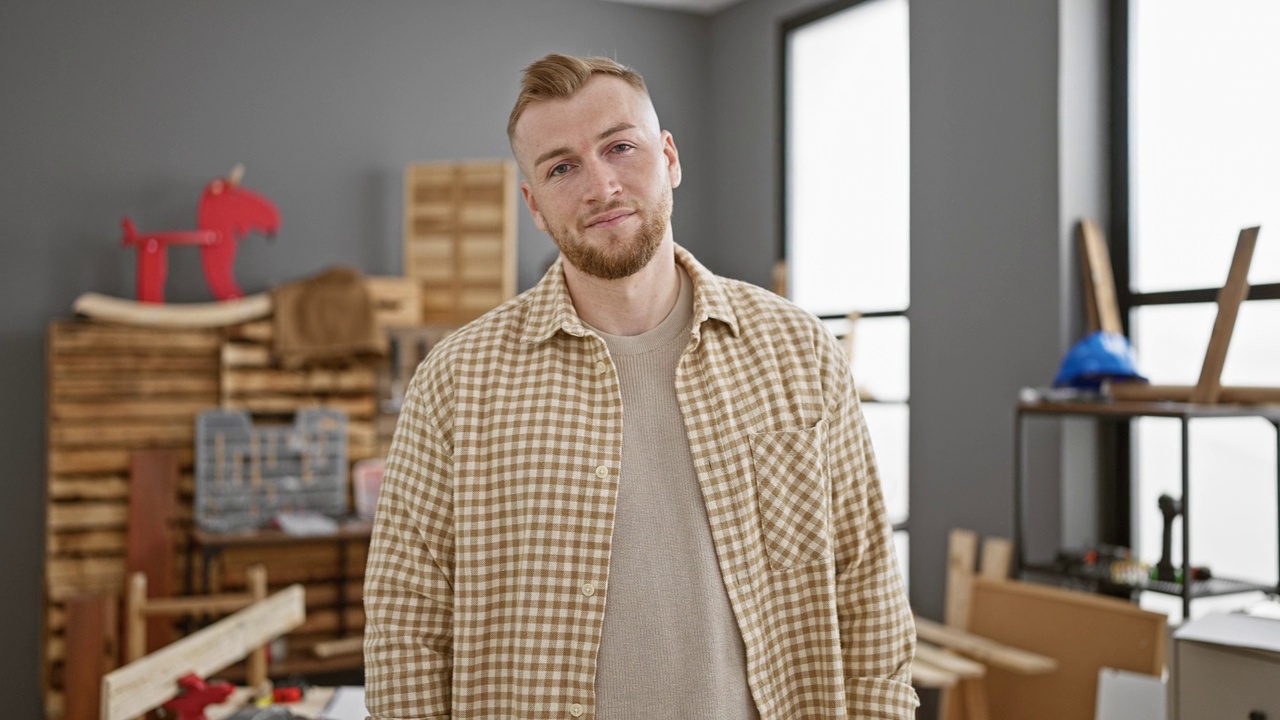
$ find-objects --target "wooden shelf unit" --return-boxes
[43,317,387,718]
[1013,399,1280,619]
[403,160,517,325]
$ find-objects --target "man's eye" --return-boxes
[612,143,634,153]
[550,163,571,177]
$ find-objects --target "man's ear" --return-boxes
[521,181,548,233]
[662,131,682,189]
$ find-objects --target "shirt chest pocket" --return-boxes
[749,422,830,570]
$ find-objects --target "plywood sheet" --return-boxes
[967,578,1166,720]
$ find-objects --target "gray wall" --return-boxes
[0,1,712,713]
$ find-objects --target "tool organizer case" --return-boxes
[195,407,348,533]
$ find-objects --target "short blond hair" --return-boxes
[507,53,648,140]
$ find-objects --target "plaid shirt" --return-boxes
[364,246,918,719]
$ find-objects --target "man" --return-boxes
[364,53,917,719]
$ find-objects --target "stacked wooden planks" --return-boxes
[404,160,517,325]
[218,319,380,462]
[44,320,220,718]
[45,315,390,717]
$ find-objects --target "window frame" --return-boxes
[779,0,911,537]
[1110,0,1280,551]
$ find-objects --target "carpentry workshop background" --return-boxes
[3,1,1279,719]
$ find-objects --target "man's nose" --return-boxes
[582,158,622,203]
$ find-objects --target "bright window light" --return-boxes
[787,0,910,316]
[1130,0,1280,293]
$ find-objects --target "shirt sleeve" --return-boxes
[827,368,919,717]
[363,361,456,719]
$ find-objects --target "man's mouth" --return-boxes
[584,209,636,229]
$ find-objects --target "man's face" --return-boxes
[512,76,682,281]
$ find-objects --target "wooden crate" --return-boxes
[404,160,517,324]
[44,320,220,718]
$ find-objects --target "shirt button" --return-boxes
[570,703,584,717]
[582,582,596,597]
[595,360,608,373]
[594,465,609,479]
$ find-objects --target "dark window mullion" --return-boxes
[816,308,908,321]
[1107,0,1133,550]
[1132,282,1280,307]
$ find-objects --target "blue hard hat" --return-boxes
[1053,331,1148,389]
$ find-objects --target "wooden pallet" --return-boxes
[404,160,517,324]
[44,320,220,718]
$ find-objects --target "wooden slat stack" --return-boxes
[44,279,424,715]
[404,160,517,324]
[44,321,220,718]
[218,320,380,462]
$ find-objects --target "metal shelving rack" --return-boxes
[1013,399,1280,618]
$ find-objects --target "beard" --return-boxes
[549,186,673,281]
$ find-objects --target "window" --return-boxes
[783,0,910,580]
[1122,0,1280,620]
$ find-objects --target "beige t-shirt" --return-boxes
[590,268,759,719]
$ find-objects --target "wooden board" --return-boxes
[101,585,305,720]
[127,449,180,653]
[966,578,1166,720]
[914,616,1057,675]
[62,594,116,720]
[404,160,518,324]
[1078,220,1124,334]
[1191,226,1260,404]
[945,528,978,629]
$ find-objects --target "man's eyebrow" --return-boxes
[533,123,639,169]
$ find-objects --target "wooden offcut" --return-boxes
[102,583,304,720]
[911,656,960,689]
[967,577,1166,720]
[404,160,517,324]
[1078,220,1124,335]
[127,449,180,654]
[63,593,117,720]
[945,528,979,629]
[312,635,364,659]
[915,616,1058,675]
[1191,226,1260,404]
[916,643,987,680]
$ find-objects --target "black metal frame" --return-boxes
[1014,402,1280,619]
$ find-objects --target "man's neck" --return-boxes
[562,240,681,337]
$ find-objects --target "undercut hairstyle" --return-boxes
[507,53,648,141]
